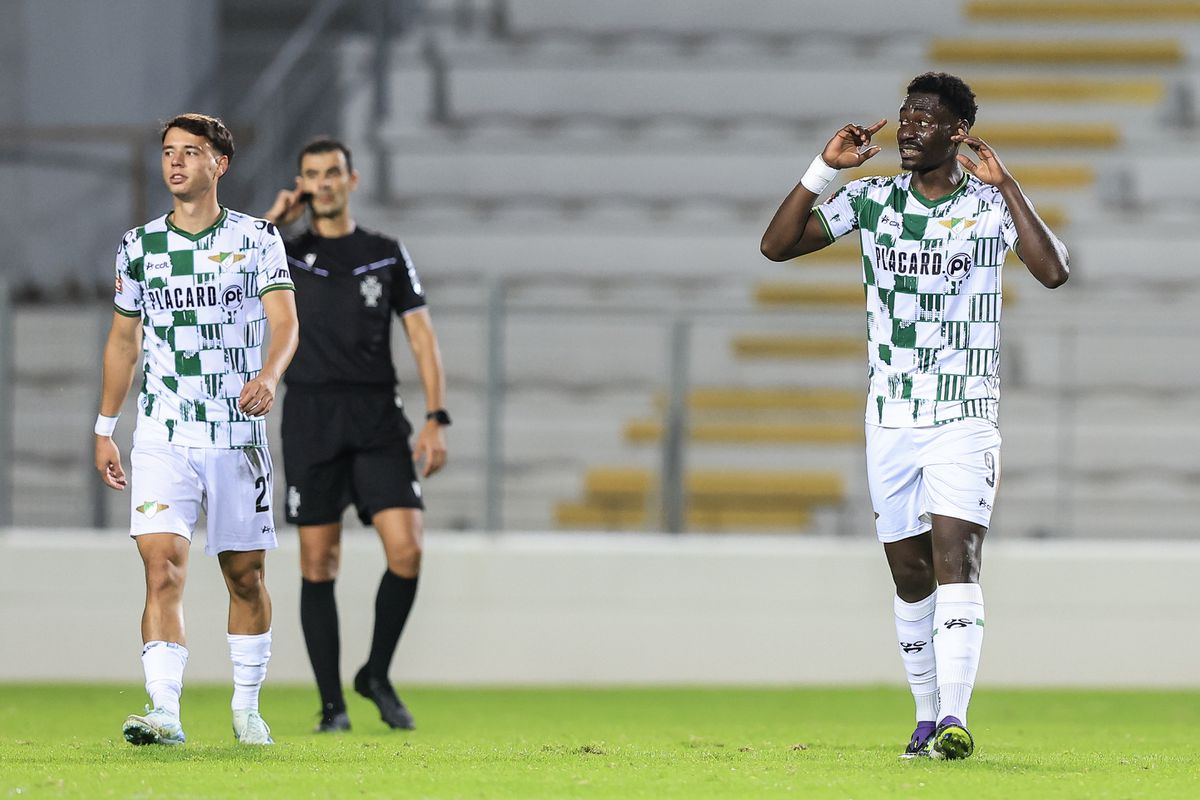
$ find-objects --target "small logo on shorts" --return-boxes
[287,486,301,518]
[978,498,992,511]
[411,481,422,499]
[261,525,275,536]
[136,501,170,518]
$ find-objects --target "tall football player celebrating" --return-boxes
[761,73,1068,760]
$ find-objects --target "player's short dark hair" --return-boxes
[298,136,354,173]
[160,113,235,161]
[906,72,978,128]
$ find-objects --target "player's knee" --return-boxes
[300,553,339,582]
[890,558,935,598]
[387,541,422,577]
[144,559,185,597]
[227,567,266,602]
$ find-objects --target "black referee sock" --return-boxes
[300,578,346,713]
[365,570,419,680]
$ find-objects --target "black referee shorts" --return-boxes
[281,387,424,526]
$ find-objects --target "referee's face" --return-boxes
[299,150,358,221]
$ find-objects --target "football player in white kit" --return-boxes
[761,73,1069,759]
[94,113,299,746]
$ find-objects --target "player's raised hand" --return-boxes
[413,421,447,479]
[821,119,887,169]
[264,177,307,227]
[238,374,277,417]
[953,134,1012,187]
[95,437,127,490]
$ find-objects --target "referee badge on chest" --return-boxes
[360,275,383,307]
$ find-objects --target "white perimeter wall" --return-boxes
[1,531,1196,687]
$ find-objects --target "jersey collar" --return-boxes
[166,207,228,241]
[909,174,970,209]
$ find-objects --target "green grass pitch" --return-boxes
[1,684,1197,798]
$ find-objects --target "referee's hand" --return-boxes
[264,178,307,227]
[414,421,448,478]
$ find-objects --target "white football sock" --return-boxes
[894,591,938,723]
[933,582,985,726]
[228,629,272,711]
[142,641,188,718]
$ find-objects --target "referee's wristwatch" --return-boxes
[426,408,452,426]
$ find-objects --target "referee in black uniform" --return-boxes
[266,137,449,732]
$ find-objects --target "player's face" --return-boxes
[298,150,358,219]
[161,128,228,200]
[896,93,965,172]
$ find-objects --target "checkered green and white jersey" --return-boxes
[814,173,1019,427]
[113,208,294,448]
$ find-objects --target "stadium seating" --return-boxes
[9,0,1200,539]
[554,467,843,531]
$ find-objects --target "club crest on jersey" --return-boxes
[939,217,978,240]
[208,252,247,265]
[360,275,383,307]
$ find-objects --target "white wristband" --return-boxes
[800,155,839,195]
[94,414,119,437]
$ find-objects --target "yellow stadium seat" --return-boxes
[931,38,1182,65]
[732,335,863,359]
[966,78,1163,104]
[753,283,864,307]
[967,1,1200,22]
[973,124,1118,149]
[624,419,862,445]
[676,387,862,412]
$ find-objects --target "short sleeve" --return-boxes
[812,180,865,243]
[256,222,294,297]
[1000,198,1020,254]
[113,230,142,317]
[390,241,427,315]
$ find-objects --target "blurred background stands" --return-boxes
[2,0,1198,537]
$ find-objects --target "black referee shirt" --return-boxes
[283,227,426,389]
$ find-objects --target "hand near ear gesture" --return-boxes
[821,119,888,169]
[953,134,1013,188]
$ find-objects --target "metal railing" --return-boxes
[1,278,1199,538]
[0,278,11,527]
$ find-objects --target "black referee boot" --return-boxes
[354,666,415,730]
[315,703,351,733]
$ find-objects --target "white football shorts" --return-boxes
[128,427,278,556]
[865,418,1001,543]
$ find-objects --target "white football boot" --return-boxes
[123,706,186,746]
[232,708,274,745]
